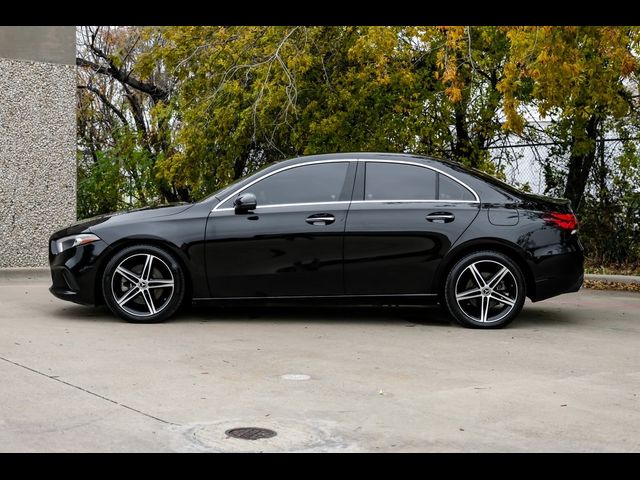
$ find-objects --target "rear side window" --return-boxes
[439,174,476,201]
[365,162,436,201]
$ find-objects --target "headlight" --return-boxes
[51,233,101,254]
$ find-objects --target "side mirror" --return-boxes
[234,192,257,213]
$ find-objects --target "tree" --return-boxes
[498,26,639,211]
[420,26,511,171]
[76,26,185,206]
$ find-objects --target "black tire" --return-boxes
[444,250,525,329]
[102,244,186,323]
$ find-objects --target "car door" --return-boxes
[205,160,356,298]
[344,160,480,295]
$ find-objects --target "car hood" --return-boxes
[50,203,194,240]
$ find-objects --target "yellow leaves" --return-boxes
[560,62,581,79]
[445,85,463,103]
[438,57,464,103]
[438,26,466,46]
[348,26,398,61]
[621,52,637,76]
[537,49,549,63]
[497,61,526,133]
[501,96,525,134]
[432,27,471,104]
[397,69,415,86]
[499,25,639,129]
[287,51,313,74]
[377,72,392,87]
[155,151,190,188]
[441,65,457,83]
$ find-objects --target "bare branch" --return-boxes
[78,84,128,125]
[76,57,168,102]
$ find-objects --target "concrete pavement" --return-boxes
[1,279,639,452]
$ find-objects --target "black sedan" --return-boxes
[49,153,584,328]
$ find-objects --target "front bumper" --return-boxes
[49,239,110,306]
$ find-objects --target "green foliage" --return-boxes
[77,150,123,219]
[579,192,640,268]
[77,128,159,218]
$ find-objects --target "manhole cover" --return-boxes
[225,427,277,440]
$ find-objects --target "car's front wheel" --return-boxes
[444,251,525,329]
[102,245,186,323]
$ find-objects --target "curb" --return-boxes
[584,274,640,285]
[0,267,49,282]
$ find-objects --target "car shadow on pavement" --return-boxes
[49,302,578,329]
[509,305,577,328]
[48,302,452,327]
[182,304,453,327]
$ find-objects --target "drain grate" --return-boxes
[225,427,277,440]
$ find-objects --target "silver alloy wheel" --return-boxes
[454,259,518,323]
[110,253,175,317]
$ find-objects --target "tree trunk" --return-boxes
[563,115,599,212]
[453,105,474,166]
[160,184,179,203]
[233,157,247,180]
[175,186,192,202]
[452,91,491,169]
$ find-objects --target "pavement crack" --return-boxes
[0,355,177,426]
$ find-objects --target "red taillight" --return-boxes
[544,212,578,231]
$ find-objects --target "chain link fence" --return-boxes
[487,137,635,197]
[486,136,640,268]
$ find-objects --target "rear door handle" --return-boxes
[426,212,455,223]
[306,213,336,225]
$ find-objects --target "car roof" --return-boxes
[277,152,463,168]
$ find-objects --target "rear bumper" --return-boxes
[532,270,584,302]
[48,239,110,306]
[528,238,584,302]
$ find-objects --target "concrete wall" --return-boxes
[0,26,75,65]
[0,27,76,267]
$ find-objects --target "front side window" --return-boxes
[225,162,350,207]
[365,162,436,201]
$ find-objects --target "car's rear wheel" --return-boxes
[102,245,185,323]
[444,251,525,329]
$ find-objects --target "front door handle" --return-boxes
[306,213,336,225]
[426,212,455,223]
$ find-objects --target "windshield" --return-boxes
[200,162,278,203]
[204,176,247,202]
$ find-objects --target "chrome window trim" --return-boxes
[350,200,477,205]
[211,157,480,212]
[214,201,351,213]
[212,159,354,212]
